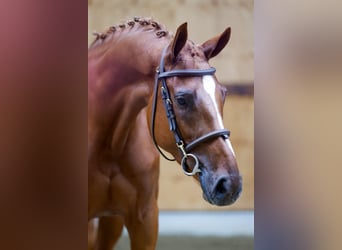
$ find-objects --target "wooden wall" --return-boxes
[88,0,254,210]
[88,0,253,83]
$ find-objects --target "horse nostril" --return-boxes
[209,175,242,206]
[215,177,230,195]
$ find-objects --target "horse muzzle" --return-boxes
[200,170,242,206]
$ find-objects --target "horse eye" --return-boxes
[176,96,187,106]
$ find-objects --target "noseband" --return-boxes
[151,47,230,176]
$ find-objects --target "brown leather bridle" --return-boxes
[151,47,230,176]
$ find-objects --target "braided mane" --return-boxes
[89,17,169,49]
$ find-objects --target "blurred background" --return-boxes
[2,0,342,249]
[88,0,253,249]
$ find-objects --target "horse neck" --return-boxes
[88,35,170,158]
[89,33,170,93]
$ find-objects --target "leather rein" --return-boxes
[151,47,230,176]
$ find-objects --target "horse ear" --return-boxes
[170,22,188,61]
[201,27,231,60]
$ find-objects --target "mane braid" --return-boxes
[89,17,169,49]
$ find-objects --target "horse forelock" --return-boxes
[89,17,170,49]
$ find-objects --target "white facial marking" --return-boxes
[202,75,236,156]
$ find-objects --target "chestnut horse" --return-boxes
[88,17,242,250]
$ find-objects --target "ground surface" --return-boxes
[116,236,254,250]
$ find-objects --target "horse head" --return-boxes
[148,23,242,206]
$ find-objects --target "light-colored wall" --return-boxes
[88,0,254,210]
[88,0,253,83]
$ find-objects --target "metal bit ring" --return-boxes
[181,154,201,176]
